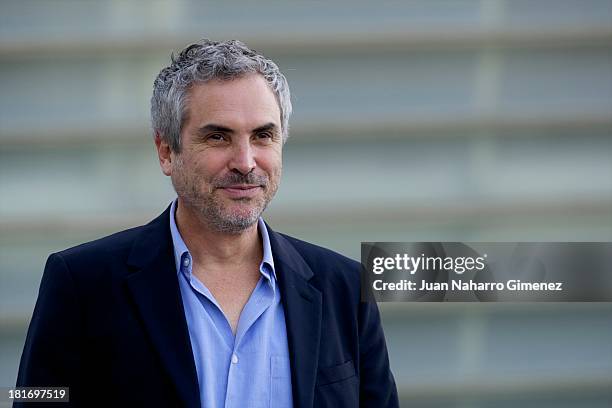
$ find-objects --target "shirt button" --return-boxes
[182,257,190,267]
[231,354,239,364]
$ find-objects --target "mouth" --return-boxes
[219,184,263,199]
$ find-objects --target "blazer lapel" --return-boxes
[124,207,200,408]
[268,226,322,408]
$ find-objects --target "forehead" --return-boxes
[185,74,281,129]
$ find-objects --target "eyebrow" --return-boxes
[196,122,278,136]
[252,123,278,133]
[196,124,234,135]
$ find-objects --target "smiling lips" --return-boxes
[220,184,263,199]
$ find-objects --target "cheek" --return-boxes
[260,149,282,174]
[194,152,229,174]
[173,155,210,177]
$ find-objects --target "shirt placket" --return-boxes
[224,277,275,408]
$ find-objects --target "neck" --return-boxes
[174,198,262,269]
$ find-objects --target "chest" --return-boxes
[177,279,293,408]
[192,266,261,333]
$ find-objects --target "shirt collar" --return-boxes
[168,199,276,281]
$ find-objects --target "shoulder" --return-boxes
[48,208,170,281]
[279,233,360,272]
[276,232,362,296]
[55,224,145,267]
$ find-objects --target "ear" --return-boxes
[154,132,173,176]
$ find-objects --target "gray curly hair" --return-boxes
[151,39,292,152]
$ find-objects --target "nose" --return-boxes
[229,139,256,175]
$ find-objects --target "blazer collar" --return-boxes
[267,224,323,408]
[125,205,200,408]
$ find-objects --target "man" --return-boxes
[16,39,398,408]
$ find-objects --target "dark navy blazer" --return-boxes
[16,206,399,407]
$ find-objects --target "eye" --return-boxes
[256,132,275,141]
[207,133,226,142]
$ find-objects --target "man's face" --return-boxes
[160,74,283,233]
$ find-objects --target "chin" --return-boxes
[219,207,262,225]
[212,216,259,234]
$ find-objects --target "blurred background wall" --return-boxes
[1,0,611,406]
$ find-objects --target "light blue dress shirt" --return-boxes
[169,200,293,408]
